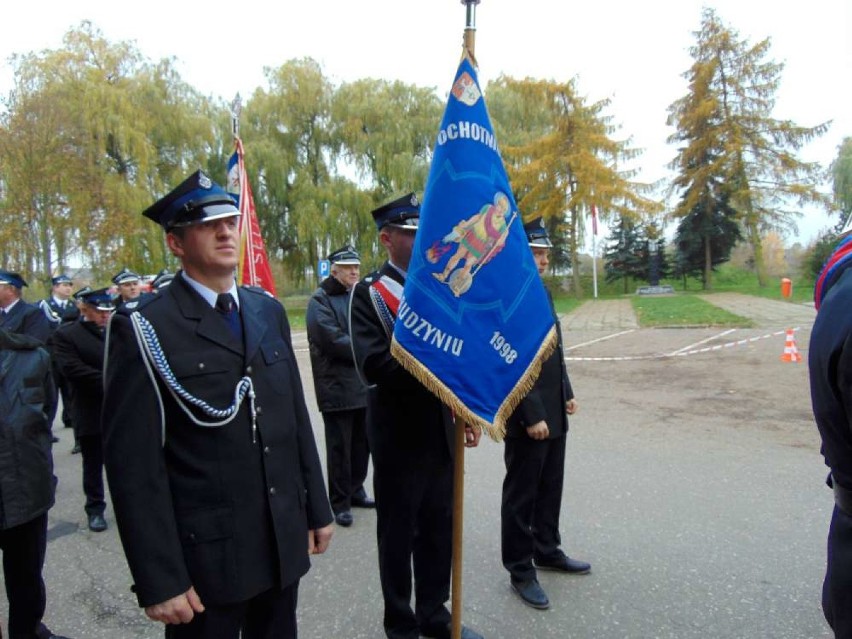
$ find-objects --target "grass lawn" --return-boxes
[282,295,309,330]
[631,294,753,328]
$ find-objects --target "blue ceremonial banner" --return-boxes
[390,56,557,441]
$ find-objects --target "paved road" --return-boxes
[0,294,832,638]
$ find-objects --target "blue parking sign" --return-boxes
[318,259,330,279]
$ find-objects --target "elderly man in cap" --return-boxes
[111,268,144,310]
[349,193,483,639]
[306,245,373,528]
[102,170,333,638]
[501,218,589,612]
[53,288,115,533]
[0,327,72,639]
[0,270,52,344]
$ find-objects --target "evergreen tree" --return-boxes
[488,77,661,296]
[668,8,829,288]
[673,186,741,287]
[604,216,646,293]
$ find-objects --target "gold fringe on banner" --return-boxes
[390,325,558,442]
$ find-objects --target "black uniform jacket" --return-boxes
[505,290,574,440]
[0,299,51,344]
[52,320,104,437]
[306,276,367,413]
[349,262,453,467]
[102,274,332,608]
[0,329,57,530]
[41,297,80,328]
[810,267,852,490]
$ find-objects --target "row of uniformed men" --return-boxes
[0,169,589,639]
[0,266,174,529]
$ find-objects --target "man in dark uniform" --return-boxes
[53,288,115,533]
[40,274,79,327]
[0,270,52,344]
[501,218,590,611]
[42,274,80,441]
[306,245,373,528]
[151,269,175,292]
[810,228,852,638]
[111,267,144,310]
[0,327,71,639]
[349,193,483,639]
[102,170,333,638]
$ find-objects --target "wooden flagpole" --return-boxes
[453,7,480,639]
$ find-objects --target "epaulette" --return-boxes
[38,299,61,324]
[361,270,380,286]
[117,291,161,316]
[241,285,276,299]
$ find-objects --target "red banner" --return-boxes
[230,138,277,296]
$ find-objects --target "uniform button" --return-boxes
[263,446,270,454]
[274,350,280,357]
[245,365,253,374]
[256,406,263,415]
[269,487,277,495]
[198,363,205,370]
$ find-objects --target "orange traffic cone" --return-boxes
[780,328,802,363]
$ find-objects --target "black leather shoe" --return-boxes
[511,578,550,609]
[51,435,60,443]
[88,514,107,532]
[38,631,72,639]
[70,442,81,455]
[421,623,484,639]
[334,511,353,527]
[36,624,73,639]
[351,494,376,509]
[535,553,591,574]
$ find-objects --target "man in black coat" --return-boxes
[40,274,80,327]
[0,327,71,639]
[102,170,333,639]
[349,193,482,639]
[53,288,115,533]
[501,218,590,611]
[810,230,852,638]
[306,245,373,528]
[41,274,80,441]
[111,268,144,310]
[0,270,52,344]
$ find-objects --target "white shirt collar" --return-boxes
[2,298,21,313]
[388,261,407,279]
[180,272,239,309]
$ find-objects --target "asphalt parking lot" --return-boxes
[1,293,832,638]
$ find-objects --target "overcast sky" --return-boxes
[2,0,850,245]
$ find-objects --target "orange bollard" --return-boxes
[781,278,792,299]
[780,328,802,363]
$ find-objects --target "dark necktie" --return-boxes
[215,293,242,341]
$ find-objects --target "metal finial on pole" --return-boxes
[460,0,481,62]
[230,93,242,139]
